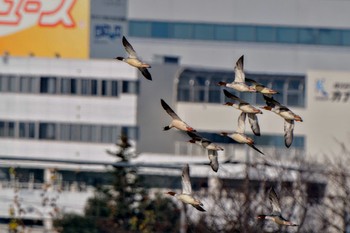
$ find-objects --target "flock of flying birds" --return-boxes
[116,36,301,226]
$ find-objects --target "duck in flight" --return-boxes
[165,164,205,212]
[257,187,299,226]
[221,112,264,155]
[161,99,196,132]
[245,78,279,95]
[187,131,224,172]
[115,36,152,81]
[261,95,303,148]
[218,55,256,92]
[223,89,262,136]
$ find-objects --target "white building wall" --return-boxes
[128,0,350,28]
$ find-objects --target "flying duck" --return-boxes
[223,89,262,136]
[161,99,196,132]
[165,164,205,212]
[187,131,224,172]
[245,78,279,95]
[261,95,303,148]
[257,187,298,226]
[218,55,256,92]
[221,112,264,155]
[115,36,152,81]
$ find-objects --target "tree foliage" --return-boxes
[54,134,180,233]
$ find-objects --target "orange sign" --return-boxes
[0,0,89,58]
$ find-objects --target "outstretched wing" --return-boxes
[187,131,203,142]
[249,144,264,155]
[138,68,152,81]
[245,78,260,85]
[284,119,294,148]
[208,150,219,172]
[122,36,138,58]
[269,187,282,215]
[181,164,192,195]
[248,113,261,136]
[161,99,181,120]
[234,55,245,82]
[223,89,248,104]
[237,112,247,134]
[263,94,280,108]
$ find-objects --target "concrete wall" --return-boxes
[136,63,183,154]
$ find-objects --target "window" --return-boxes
[232,25,255,42]
[152,22,169,38]
[20,77,37,93]
[39,123,56,140]
[81,79,98,96]
[298,28,316,44]
[80,125,92,142]
[79,125,99,142]
[101,126,119,143]
[0,122,5,137]
[101,80,110,96]
[319,29,341,45]
[111,80,119,96]
[19,122,35,139]
[0,75,17,92]
[256,27,276,42]
[277,27,298,43]
[7,76,17,92]
[287,79,304,106]
[61,78,77,94]
[122,81,138,94]
[172,23,193,39]
[208,75,225,103]
[177,74,192,101]
[342,30,350,46]
[193,76,207,102]
[194,24,214,40]
[40,77,56,94]
[163,56,179,64]
[177,69,305,107]
[0,121,16,138]
[215,25,235,41]
[60,124,71,141]
[122,126,138,140]
[129,21,152,37]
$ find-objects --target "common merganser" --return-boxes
[187,131,224,172]
[115,36,152,81]
[221,112,264,155]
[261,95,303,148]
[257,187,298,226]
[161,99,196,132]
[165,164,205,212]
[218,55,256,92]
[223,89,262,136]
[245,78,279,94]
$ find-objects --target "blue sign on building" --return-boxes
[95,24,122,40]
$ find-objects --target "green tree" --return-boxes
[54,134,180,233]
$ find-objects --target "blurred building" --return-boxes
[1,0,350,232]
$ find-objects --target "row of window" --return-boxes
[177,69,305,107]
[129,20,350,46]
[0,75,139,97]
[0,120,138,143]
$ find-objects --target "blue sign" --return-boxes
[95,24,122,40]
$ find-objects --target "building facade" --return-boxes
[1,0,350,231]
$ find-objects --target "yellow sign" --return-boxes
[0,0,89,58]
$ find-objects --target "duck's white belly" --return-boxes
[177,194,196,205]
[172,119,188,131]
